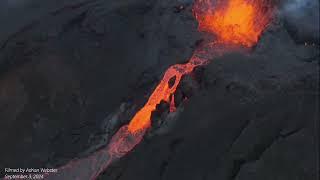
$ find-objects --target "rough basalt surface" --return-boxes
[0,0,318,180]
[0,0,199,176]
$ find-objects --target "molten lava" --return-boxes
[44,1,274,179]
[194,0,273,47]
[127,56,207,133]
[108,0,274,170]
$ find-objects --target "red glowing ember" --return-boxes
[194,0,273,47]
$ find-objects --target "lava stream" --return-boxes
[41,0,275,179]
[127,56,208,133]
[43,55,208,180]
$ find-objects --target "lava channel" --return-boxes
[40,0,275,179]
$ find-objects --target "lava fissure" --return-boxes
[44,0,274,179]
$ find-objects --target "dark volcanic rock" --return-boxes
[0,0,199,175]
[99,22,319,180]
[0,1,318,180]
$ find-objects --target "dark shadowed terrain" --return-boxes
[0,0,319,180]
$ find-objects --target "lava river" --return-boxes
[39,0,275,179]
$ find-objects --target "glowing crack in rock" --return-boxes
[41,1,274,179]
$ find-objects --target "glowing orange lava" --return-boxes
[126,0,275,133]
[194,0,273,47]
[44,1,275,179]
[127,56,208,133]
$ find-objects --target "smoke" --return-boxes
[282,0,318,17]
[280,0,319,43]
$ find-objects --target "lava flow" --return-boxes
[42,1,274,179]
